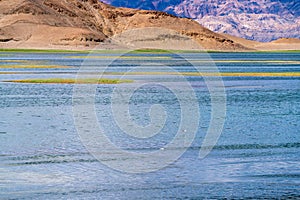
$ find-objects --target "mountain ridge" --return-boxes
[0,0,249,50]
[103,0,300,42]
[0,0,299,51]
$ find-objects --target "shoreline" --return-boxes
[1,48,300,54]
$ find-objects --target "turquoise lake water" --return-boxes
[0,52,299,199]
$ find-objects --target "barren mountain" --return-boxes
[0,0,248,50]
[103,0,300,42]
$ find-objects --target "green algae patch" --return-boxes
[185,72,300,77]
[102,71,300,77]
[191,60,300,64]
[1,48,300,54]
[65,55,172,60]
[0,65,72,69]
[0,49,87,54]
[255,50,300,53]
[5,78,133,84]
[0,60,30,63]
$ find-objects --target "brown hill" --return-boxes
[271,38,300,44]
[103,0,300,42]
[0,0,249,51]
[222,33,300,51]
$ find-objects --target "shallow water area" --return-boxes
[0,51,299,199]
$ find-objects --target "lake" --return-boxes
[0,51,299,199]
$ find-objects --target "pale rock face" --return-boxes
[103,0,300,42]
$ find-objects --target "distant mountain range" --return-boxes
[0,0,249,51]
[1,0,299,51]
[102,0,300,42]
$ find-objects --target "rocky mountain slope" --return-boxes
[0,0,248,50]
[103,0,300,42]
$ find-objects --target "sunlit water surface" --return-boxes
[0,52,299,199]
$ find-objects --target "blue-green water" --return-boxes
[0,52,299,199]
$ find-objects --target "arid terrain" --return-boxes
[0,0,299,51]
[104,0,300,42]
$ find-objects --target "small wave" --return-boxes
[8,158,98,166]
[250,174,300,178]
[199,142,300,151]
[3,142,299,166]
